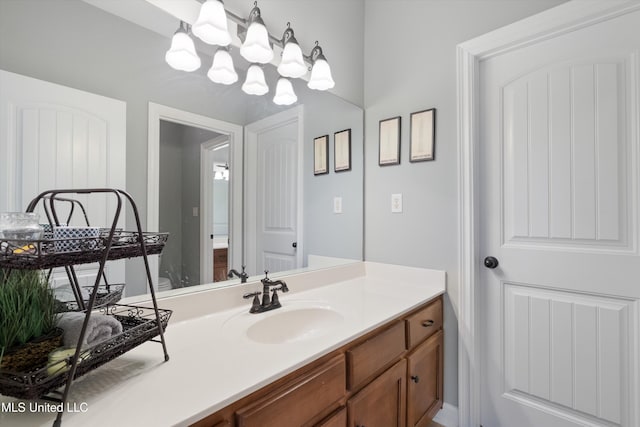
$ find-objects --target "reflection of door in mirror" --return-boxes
[158,120,225,288]
[0,70,126,295]
[245,107,303,276]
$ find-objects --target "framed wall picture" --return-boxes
[410,108,436,162]
[379,116,401,166]
[334,128,351,172]
[314,135,329,175]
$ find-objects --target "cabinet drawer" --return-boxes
[347,321,406,390]
[405,297,442,349]
[235,355,346,427]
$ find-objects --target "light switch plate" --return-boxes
[391,193,402,213]
[333,197,343,214]
[192,207,199,217]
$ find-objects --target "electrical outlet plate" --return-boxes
[391,193,402,213]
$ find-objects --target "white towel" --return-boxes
[56,312,123,348]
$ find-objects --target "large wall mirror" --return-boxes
[0,0,364,297]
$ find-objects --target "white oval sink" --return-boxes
[245,307,344,344]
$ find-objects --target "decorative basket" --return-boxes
[0,328,63,373]
[0,304,172,400]
[54,284,125,312]
[53,226,100,252]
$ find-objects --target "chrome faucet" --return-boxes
[228,265,249,283]
[242,271,289,313]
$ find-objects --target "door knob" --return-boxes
[484,256,499,269]
[292,242,297,248]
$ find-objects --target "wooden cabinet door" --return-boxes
[347,359,406,427]
[406,330,443,427]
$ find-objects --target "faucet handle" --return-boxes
[243,291,261,299]
[243,291,262,313]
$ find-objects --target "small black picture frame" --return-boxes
[410,108,436,162]
[379,116,401,166]
[313,135,329,175]
[334,128,351,172]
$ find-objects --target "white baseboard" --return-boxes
[433,403,459,427]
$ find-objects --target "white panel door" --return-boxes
[245,107,303,276]
[0,70,126,291]
[480,8,639,427]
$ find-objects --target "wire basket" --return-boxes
[0,304,172,400]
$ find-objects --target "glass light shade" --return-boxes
[240,22,273,64]
[277,41,307,78]
[192,0,231,46]
[242,64,269,95]
[273,78,297,105]
[165,31,201,72]
[307,58,335,90]
[207,49,238,85]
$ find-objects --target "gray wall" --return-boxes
[303,91,364,263]
[363,0,567,407]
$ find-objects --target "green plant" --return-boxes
[0,269,57,354]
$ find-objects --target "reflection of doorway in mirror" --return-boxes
[148,102,244,294]
[204,138,230,283]
[158,120,223,288]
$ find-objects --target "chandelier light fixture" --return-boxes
[207,46,238,84]
[277,23,307,79]
[165,0,335,106]
[242,64,269,95]
[165,21,201,72]
[192,0,231,46]
[239,3,273,64]
[273,78,297,105]
[307,42,335,91]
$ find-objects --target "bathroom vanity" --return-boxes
[0,262,445,427]
[194,296,443,427]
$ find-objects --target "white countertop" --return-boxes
[0,262,445,427]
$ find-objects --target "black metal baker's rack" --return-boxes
[0,189,171,427]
